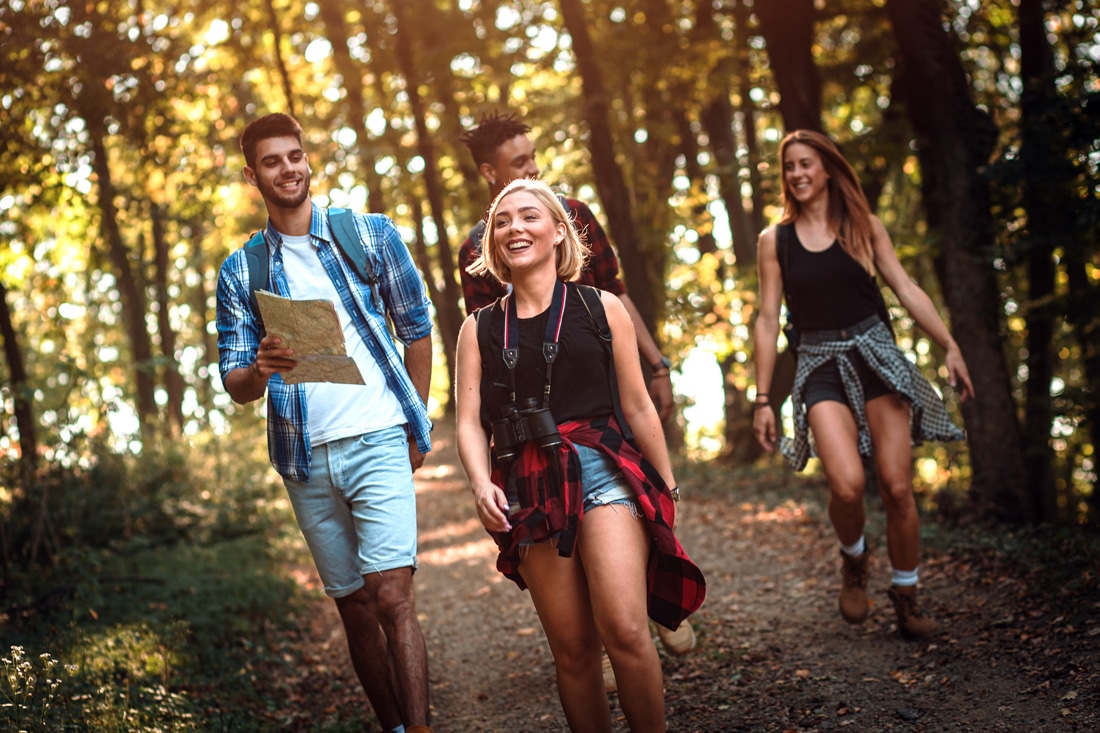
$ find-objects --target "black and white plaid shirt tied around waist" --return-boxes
[780,320,966,471]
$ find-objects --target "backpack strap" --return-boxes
[468,220,487,252]
[241,209,384,330]
[475,302,494,372]
[573,283,634,443]
[776,223,793,314]
[243,231,269,327]
[329,207,377,287]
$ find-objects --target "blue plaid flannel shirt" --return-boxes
[216,204,434,480]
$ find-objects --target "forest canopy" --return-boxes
[1,0,1099,535]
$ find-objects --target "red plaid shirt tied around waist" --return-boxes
[489,415,706,631]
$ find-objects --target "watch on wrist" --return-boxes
[652,356,672,372]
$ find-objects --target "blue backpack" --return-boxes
[242,207,379,323]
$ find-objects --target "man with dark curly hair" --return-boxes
[458,112,675,424]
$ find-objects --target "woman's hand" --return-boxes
[753,405,777,452]
[473,482,512,533]
[945,344,976,403]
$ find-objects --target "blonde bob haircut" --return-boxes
[779,129,876,277]
[466,179,589,285]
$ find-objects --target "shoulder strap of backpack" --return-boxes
[243,231,268,318]
[475,302,493,363]
[573,283,634,442]
[328,207,377,286]
[776,223,796,319]
[468,220,487,251]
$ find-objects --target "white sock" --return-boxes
[892,568,919,587]
[840,536,866,557]
[388,726,406,733]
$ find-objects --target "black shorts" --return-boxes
[803,353,892,410]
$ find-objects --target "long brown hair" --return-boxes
[779,130,876,276]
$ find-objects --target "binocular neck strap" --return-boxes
[502,281,569,409]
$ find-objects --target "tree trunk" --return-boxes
[734,0,766,236]
[263,0,297,116]
[69,2,157,442]
[413,0,484,206]
[86,120,158,443]
[695,1,756,268]
[756,0,823,133]
[151,203,185,437]
[319,0,386,213]
[390,0,462,389]
[0,282,38,475]
[1018,0,1065,522]
[557,0,645,322]
[886,0,1029,521]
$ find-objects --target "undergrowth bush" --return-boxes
[0,434,313,731]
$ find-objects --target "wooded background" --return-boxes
[1,0,1098,555]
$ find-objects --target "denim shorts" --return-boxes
[507,443,639,545]
[283,425,417,598]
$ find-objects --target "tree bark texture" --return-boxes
[756,0,823,133]
[557,0,645,323]
[0,282,37,474]
[390,0,461,388]
[319,0,386,213]
[263,0,297,117]
[886,0,1028,520]
[151,203,185,437]
[1018,0,1065,522]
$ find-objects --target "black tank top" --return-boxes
[478,289,615,432]
[781,223,881,331]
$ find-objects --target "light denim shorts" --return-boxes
[507,443,639,545]
[283,425,417,598]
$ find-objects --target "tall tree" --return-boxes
[151,203,186,436]
[557,0,647,323]
[0,282,37,486]
[1016,0,1067,522]
[756,0,823,133]
[886,0,1029,520]
[389,0,463,390]
[318,0,386,213]
[263,0,297,116]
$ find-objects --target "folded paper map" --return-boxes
[255,290,365,385]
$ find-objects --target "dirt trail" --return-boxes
[295,423,1100,732]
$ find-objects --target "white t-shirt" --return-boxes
[278,233,405,446]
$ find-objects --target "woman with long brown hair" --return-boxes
[752,130,974,637]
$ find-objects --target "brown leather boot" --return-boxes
[887,584,938,638]
[838,549,871,624]
[602,650,616,692]
[406,727,435,733]
[657,620,697,656]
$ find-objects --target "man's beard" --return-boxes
[258,175,310,210]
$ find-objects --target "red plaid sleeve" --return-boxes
[566,199,627,296]
[459,234,508,316]
[488,416,706,629]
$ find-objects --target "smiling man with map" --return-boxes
[214,112,437,733]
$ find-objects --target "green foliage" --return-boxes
[0,427,316,731]
[1,646,76,732]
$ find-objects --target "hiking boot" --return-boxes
[406,727,435,733]
[602,651,616,692]
[887,585,938,638]
[838,549,871,624]
[657,621,697,656]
